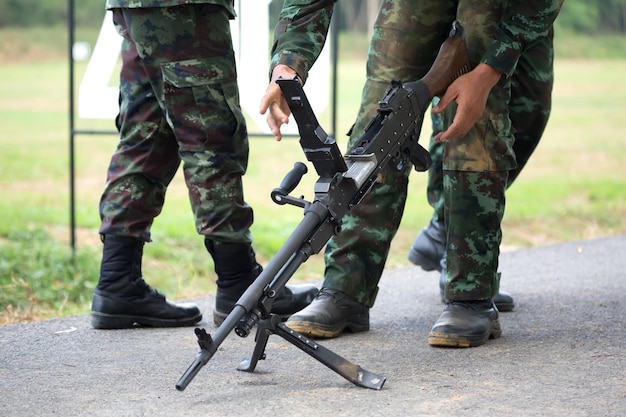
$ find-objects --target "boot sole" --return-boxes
[427,320,502,348]
[284,319,370,339]
[91,311,202,329]
[495,301,515,312]
[407,248,442,272]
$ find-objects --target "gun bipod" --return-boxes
[237,314,386,390]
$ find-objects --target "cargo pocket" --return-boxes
[486,111,516,171]
[161,56,244,151]
[443,109,513,172]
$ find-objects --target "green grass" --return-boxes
[0,230,98,321]
[1,27,625,323]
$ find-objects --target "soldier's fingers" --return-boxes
[259,93,272,115]
[434,112,472,143]
[259,83,281,114]
[432,88,457,115]
[271,100,291,124]
[265,112,284,141]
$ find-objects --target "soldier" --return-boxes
[91,1,318,329]
[260,0,561,347]
[409,24,557,312]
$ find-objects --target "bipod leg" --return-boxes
[236,314,275,373]
[276,322,386,390]
[237,314,386,390]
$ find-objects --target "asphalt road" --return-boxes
[1,234,624,417]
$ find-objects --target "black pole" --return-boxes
[331,4,339,139]
[68,0,76,254]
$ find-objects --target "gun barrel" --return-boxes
[176,351,212,391]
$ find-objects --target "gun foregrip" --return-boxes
[406,140,432,172]
[271,162,308,205]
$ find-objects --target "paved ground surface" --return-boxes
[1,234,624,417]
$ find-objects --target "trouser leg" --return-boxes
[322,0,456,306]
[443,170,508,301]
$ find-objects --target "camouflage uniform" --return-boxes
[92,1,319,330]
[270,0,561,305]
[100,1,254,244]
[422,7,556,301]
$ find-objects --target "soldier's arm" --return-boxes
[482,0,564,78]
[268,0,337,84]
[262,0,337,140]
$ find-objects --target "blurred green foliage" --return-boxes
[0,0,625,35]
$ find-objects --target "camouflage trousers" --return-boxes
[99,4,253,244]
[323,0,533,305]
[426,27,554,300]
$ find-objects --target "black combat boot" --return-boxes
[492,290,515,311]
[407,219,446,272]
[428,300,502,348]
[205,239,318,326]
[284,288,370,339]
[411,220,515,311]
[91,235,202,329]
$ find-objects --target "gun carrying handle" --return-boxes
[419,21,471,98]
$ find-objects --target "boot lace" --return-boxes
[134,277,165,299]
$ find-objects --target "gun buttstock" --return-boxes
[420,21,471,97]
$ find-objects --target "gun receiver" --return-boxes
[176,21,470,392]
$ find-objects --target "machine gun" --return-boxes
[176,21,471,391]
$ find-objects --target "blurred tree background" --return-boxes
[0,0,624,35]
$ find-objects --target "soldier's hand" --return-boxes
[259,64,299,141]
[433,63,502,142]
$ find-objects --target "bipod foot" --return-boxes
[237,314,276,372]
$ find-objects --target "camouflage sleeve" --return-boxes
[269,0,338,84]
[106,1,236,17]
[481,0,563,78]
